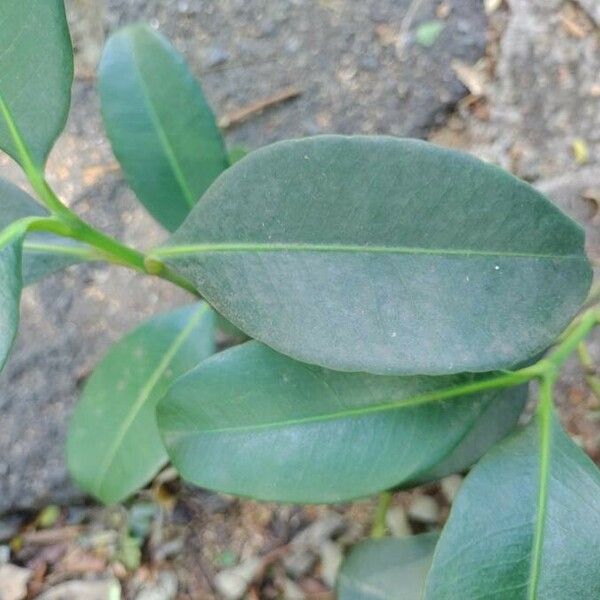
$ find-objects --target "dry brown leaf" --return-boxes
[451,60,485,96]
[374,24,397,46]
[436,2,451,19]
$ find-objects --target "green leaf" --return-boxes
[157,341,527,503]
[99,24,229,232]
[406,389,526,485]
[338,533,438,600]
[0,1,73,168]
[0,178,93,285]
[415,21,445,47]
[424,415,600,599]
[228,146,249,165]
[67,303,216,504]
[0,226,24,372]
[155,136,591,375]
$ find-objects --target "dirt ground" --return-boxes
[0,1,599,599]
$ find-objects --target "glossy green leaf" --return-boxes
[0,179,93,285]
[67,303,216,504]
[0,1,73,168]
[99,24,229,232]
[157,341,527,503]
[156,136,591,375]
[425,415,600,599]
[0,226,24,372]
[338,533,438,600]
[406,390,526,485]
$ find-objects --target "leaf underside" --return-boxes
[67,303,215,504]
[157,341,527,504]
[425,415,600,599]
[159,135,591,375]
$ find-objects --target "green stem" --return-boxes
[545,309,600,370]
[371,491,393,538]
[529,374,556,600]
[577,342,600,403]
[0,90,199,296]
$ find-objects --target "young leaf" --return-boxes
[0,179,93,285]
[0,1,73,168]
[67,303,215,504]
[0,224,26,371]
[155,136,591,375]
[424,415,600,598]
[338,533,438,600]
[157,341,527,503]
[99,24,229,232]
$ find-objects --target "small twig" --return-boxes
[218,86,302,129]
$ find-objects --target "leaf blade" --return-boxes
[338,533,438,600]
[158,136,591,375]
[67,303,216,504]
[0,1,73,168]
[99,24,229,231]
[157,341,527,503]
[424,415,600,599]
[0,227,24,371]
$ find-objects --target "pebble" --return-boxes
[204,47,229,68]
[214,557,263,600]
[408,495,440,524]
[319,540,343,588]
[283,548,317,579]
[0,564,31,600]
[135,572,178,600]
[441,474,463,504]
[282,578,306,600]
[386,506,412,537]
[291,513,345,550]
[37,579,121,600]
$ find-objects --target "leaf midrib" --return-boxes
[153,242,584,261]
[528,412,553,599]
[127,34,196,208]
[92,303,210,497]
[165,371,525,437]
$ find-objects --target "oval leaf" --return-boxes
[425,415,600,598]
[0,1,73,168]
[156,136,591,375]
[0,179,93,285]
[67,303,215,504]
[99,24,229,232]
[338,533,438,600]
[157,341,527,503]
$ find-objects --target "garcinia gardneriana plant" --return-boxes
[1,3,599,598]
